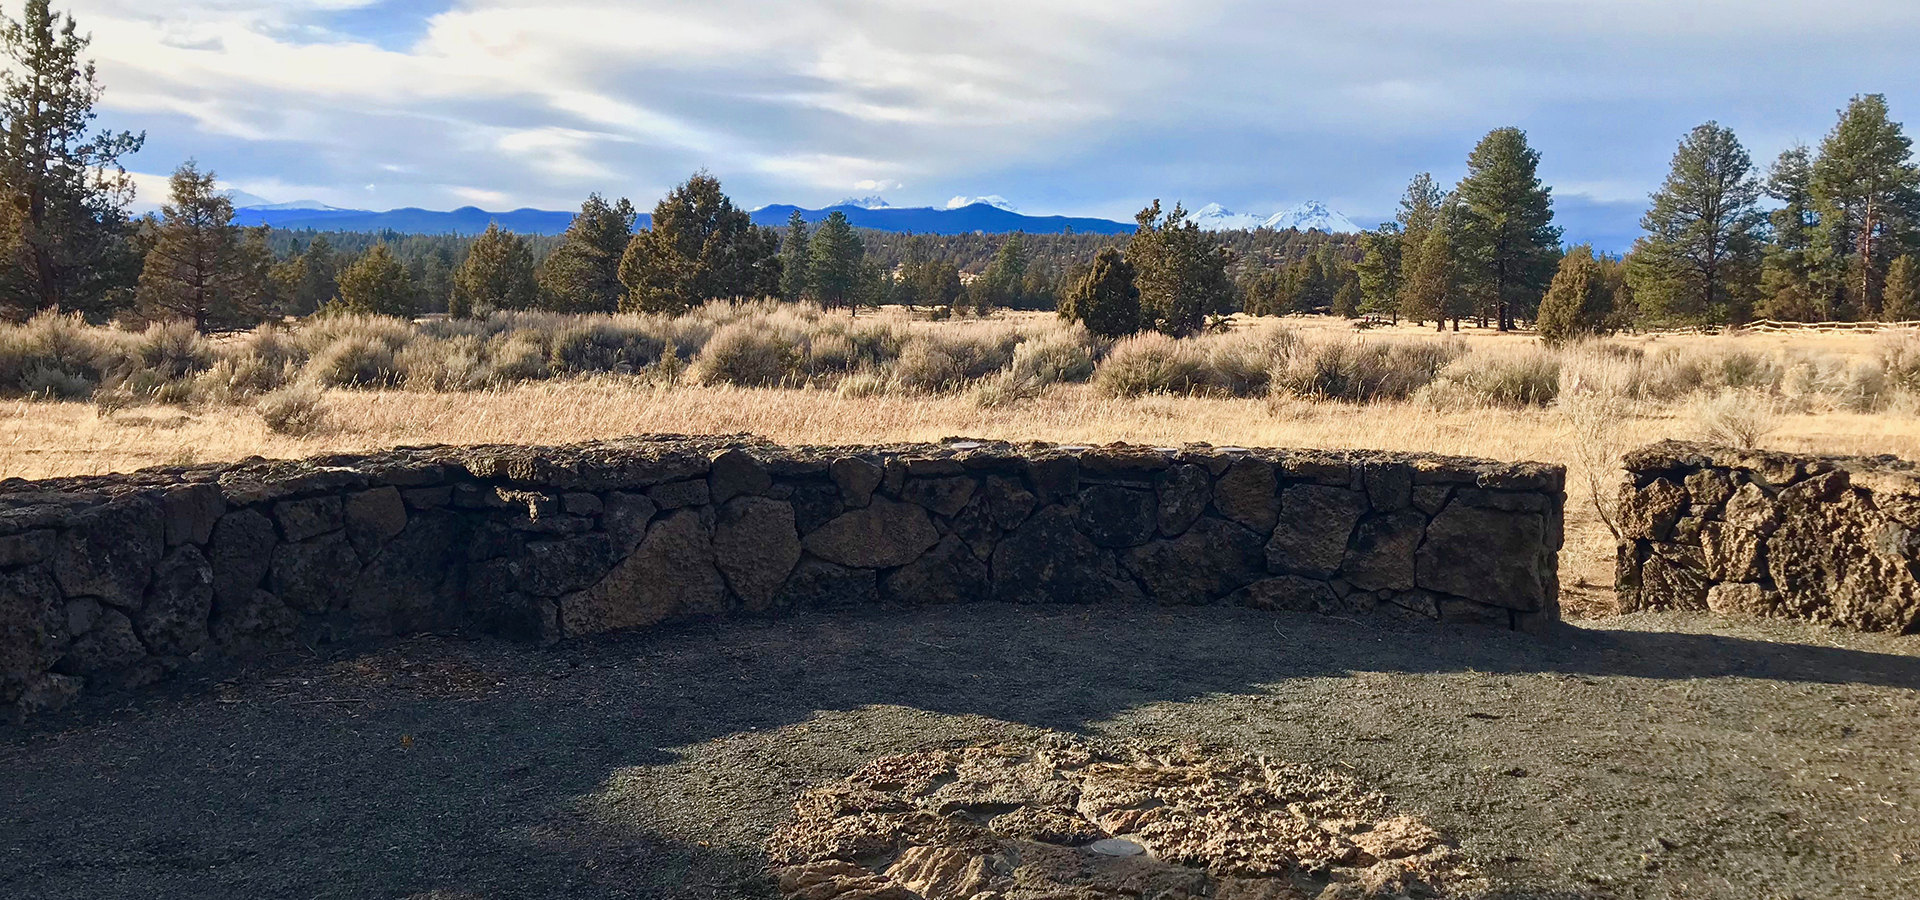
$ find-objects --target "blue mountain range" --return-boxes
[229,201,1136,237]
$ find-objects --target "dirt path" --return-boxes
[5,605,1920,899]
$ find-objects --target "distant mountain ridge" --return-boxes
[229,199,1137,236]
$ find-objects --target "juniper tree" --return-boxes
[536,193,632,313]
[1810,94,1920,317]
[135,161,259,332]
[1060,246,1140,337]
[0,0,143,320]
[779,210,811,302]
[1454,128,1561,330]
[1127,201,1236,336]
[618,172,780,315]
[1537,245,1615,344]
[1625,122,1767,325]
[330,243,417,317]
[449,222,536,317]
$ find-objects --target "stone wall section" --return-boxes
[1618,440,1920,632]
[0,435,1565,719]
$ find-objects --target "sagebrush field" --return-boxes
[4,302,1918,615]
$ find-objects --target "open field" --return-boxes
[4,307,1920,616]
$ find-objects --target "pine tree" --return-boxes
[1537,245,1615,344]
[1355,224,1402,319]
[1395,174,1446,316]
[0,0,143,320]
[1061,246,1140,337]
[1810,94,1920,317]
[779,211,810,303]
[449,223,535,317]
[973,233,1029,315]
[1293,247,1333,313]
[1403,219,1463,330]
[1757,147,1836,320]
[618,172,780,314]
[1885,255,1920,321]
[808,211,863,310]
[1625,123,1767,325]
[134,161,259,332]
[1454,128,1561,330]
[917,259,964,313]
[330,243,417,317]
[536,193,632,313]
[296,236,339,313]
[1127,201,1236,336]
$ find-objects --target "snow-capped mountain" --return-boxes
[946,195,1016,212]
[242,199,359,212]
[1186,200,1363,234]
[1263,200,1361,234]
[1186,203,1270,231]
[835,195,893,209]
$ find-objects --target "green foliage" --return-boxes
[1401,217,1464,327]
[619,172,780,315]
[1627,123,1766,325]
[1885,255,1920,320]
[1128,201,1236,336]
[0,0,143,321]
[1060,246,1140,338]
[536,194,632,313]
[258,385,326,435]
[1537,245,1616,345]
[1757,146,1836,320]
[807,211,864,310]
[968,233,1029,315]
[1355,224,1402,319]
[1453,128,1561,329]
[135,161,266,331]
[450,223,536,317]
[1810,94,1920,318]
[329,244,418,318]
[779,211,810,302]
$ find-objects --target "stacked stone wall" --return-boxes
[0,435,1565,720]
[1619,440,1920,632]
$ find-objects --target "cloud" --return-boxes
[62,0,1920,247]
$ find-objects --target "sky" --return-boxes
[69,0,1920,250]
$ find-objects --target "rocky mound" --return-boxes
[769,736,1472,899]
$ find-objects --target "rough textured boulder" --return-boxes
[274,496,343,543]
[713,497,801,612]
[708,449,772,505]
[883,535,990,606]
[56,607,146,675]
[1213,457,1279,532]
[1076,484,1157,548]
[269,532,361,615]
[804,498,939,569]
[55,500,163,608]
[137,546,214,656]
[992,506,1143,605]
[1267,485,1366,577]
[561,510,725,634]
[1123,517,1263,605]
[344,487,408,559]
[829,457,883,508]
[775,558,879,609]
[1154,464,1210,536]
[1417,502,1550,611]
[1343,510,1427,592]
[0,566,65,707]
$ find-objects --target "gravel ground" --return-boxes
[5,605,1920,900]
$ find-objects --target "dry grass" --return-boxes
[9,307,1920,621]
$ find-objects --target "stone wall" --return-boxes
[0,435,1565,720]
[1618,440,1920,632]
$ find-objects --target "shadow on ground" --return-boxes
[5,604,1919,899]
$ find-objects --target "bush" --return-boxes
[1009,327,1098,386]
[258,386,328,435]
[692,321,798,387]
[891,337,968,393]
[1420,349,1561,409]
[307,335,398,387]
[1093,333,1207,397]
[130,320,213,379]
[193,354,288,404]
[835,371,890,398]
[1695,388,1780,448]
[1272,338,1461,403]
[20,364,92,399]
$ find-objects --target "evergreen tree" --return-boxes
[449,222,536,317]
[1355,224,1402,319]
[295,235,339,314]
[1758,146,1834,320]
[618,172,780,314]
[536,193,632,312]
[330,243,417,317]
[1395,174,1446,316]
[972,233,1029,314]
[1293,248,1333,313]
[134,161,259,332]
[1403,218,1463,330]
[1886,254,1920,321]
[1061,246,1140,337]
[916,259,964,313]
[1810,94,1920,318]
[1454,128,1561,330]
[1625,122,1767,325]
[1127,201,1236,336]
[1330,279,1361,318]
[808,211,863,310]
[780,210,811,302]
[0,0,143,320]
[1537,245,1615,344]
